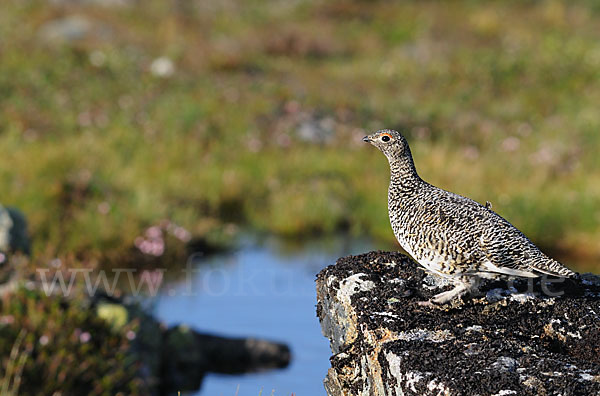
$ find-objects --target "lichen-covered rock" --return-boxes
[96,302,129,330]
[0,205,30,254]
[316,251,600,396]
[0,206,30,296]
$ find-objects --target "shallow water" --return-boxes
[154,236,374,396]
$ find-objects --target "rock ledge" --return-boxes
[316,251,600,396]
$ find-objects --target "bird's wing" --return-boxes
[425,186,575,278]
[477,213,574,278]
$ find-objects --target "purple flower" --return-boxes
[79,332,91,343]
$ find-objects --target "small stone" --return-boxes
[296,116,335,143]
[89,50,107,67]
[38,16,96,43]
[49,0,132,6]
[150,57,175,78]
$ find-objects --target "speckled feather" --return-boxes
[364,129,576,304]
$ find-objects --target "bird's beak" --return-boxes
[362,136,371,143]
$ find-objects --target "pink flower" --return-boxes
[173,227,191,242]
[135,221,191,256]
[501,136,520,152]
[79,332,91,343]
[149,241,164,256]
[97,202,110,215]
[146,226,162,239]
[134,237,144,248]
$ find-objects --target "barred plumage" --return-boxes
[363,129,576,305]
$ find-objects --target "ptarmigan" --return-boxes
[363,129,576,305]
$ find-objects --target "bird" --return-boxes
[363,129,577,305]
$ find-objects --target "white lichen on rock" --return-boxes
[336,273,375,305]
[0,205,14,252]
[397,329,454,343]
[490,390,517,396]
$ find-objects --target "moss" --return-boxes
[96,303,129,332]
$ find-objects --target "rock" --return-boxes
[0,205,30,254]
[316,251,600,396]
[161,325,291,392]
[96,302,129,330]
[150,57,175,78]
[0,204,30,296]
[91,294,291,394]
[91,294,164,390]
[48,0,133,6]
[38,15,112,44]
[297,116,335,143]
[0,207,12,253]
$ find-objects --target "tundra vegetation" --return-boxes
[1,0,600,393]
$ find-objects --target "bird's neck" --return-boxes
[388,155,422,192]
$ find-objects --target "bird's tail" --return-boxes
[532,259,578,279]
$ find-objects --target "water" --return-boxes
[154,236,374,396]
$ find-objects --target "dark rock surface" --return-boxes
[316,251,600,396]
[161,325,291,393]
[92,294,291,395]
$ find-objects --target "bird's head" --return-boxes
[362,129,410,161]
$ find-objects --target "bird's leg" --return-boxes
[417,284,466,307]
[430,283,468,305]
[426,277,480,306]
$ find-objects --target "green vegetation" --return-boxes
[0,285,146,395]
[2,0,600,269]
[2,1,600,393]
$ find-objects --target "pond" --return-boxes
[154,236,375,396]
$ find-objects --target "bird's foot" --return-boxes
[417,297,460,310]
[431,286,466,305]
[418,279,480,308]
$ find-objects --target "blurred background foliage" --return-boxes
[2,0,600,394]
[1,0,599,267]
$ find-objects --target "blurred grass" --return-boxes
[0,0,599,271]
[0,284,146,395]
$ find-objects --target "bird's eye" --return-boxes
[381,134,391,142]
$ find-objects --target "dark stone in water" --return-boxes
[92,293,291,395]
[316,251,600,396]
[161,326,291,392]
